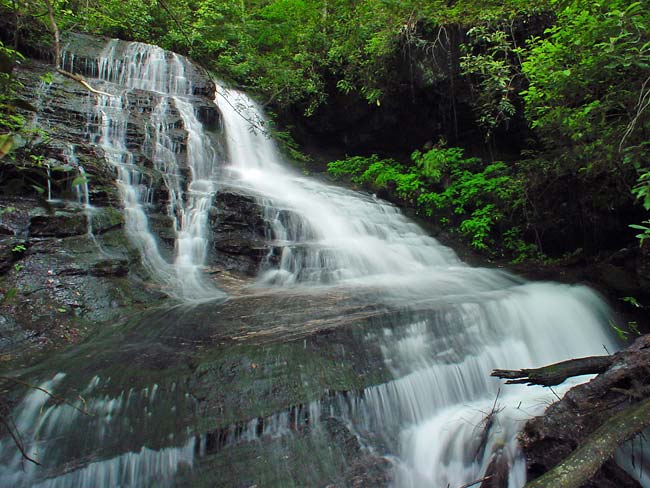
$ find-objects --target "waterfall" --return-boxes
[216,87,621,487]
[45,162,53,201]
[64,146,95,236]
[218,88,458,286]
[1,39,637,487]
[0,375,196,488]
[62,40,223,300]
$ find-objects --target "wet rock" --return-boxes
[325,417,361,455]
[28,204,123,238]
[0,313,34,353]
[324,418,393,486]
[480,449,510,488]
[210,190,272,275]
[0,201,31,236]
[195,100,221,130]
[29,208,88,237]
[0,238,26,274]
[345,454,392,488]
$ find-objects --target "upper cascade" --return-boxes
[217,87,460,288]
[61,35,223,300]
[60,33,215,98]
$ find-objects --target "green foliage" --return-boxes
[609,319,641,341]
[633,171,650,210]
[519,0,650,249]
[0,41,27,143]
[622,296,641,308]
[521,0,650,174]
[328,146,528,254]
[10,0,552,115]
[412,145,468,182]
[629,220,650,246]
[460,25,520,138]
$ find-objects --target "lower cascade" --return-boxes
[1,36,642,488]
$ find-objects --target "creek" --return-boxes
[0,38,624,487]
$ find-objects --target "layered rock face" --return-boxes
[0,34,271,354]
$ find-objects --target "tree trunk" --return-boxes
[43,0,60,67]
[524,397,650,488]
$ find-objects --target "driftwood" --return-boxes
[492,355,614,386]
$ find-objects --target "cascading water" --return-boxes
[65,146,95,236]
[218,88,458,287]
[61,40,223,300]
[216,87,622,486]
[1,39,640,487]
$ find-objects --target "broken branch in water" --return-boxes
[56,69,113,97]
[0,409,40,465]
[456,475,493,488]
[0,375,92,464]
[491,355,614,386]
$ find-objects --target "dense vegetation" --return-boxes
[1,0,649,260]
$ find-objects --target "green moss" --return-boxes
[191,339,388,430]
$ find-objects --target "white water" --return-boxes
[46,163,52,201]
[218,88,458,286]
[0,375,196,487]
[2,41,636,487]
[64,146,96,237]
[62,41,223,300]
[216,87,622,486]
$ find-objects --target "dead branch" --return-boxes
[523,397,650,488]
[474,389,503,459]
[457,475,493,488]
[0,412,40,465]
[0,375,90,415]
[0,375,91,465]
[56,69,113,97]
[491,355,614,387]
[43,0,59,67]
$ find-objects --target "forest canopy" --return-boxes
[1,0,649,257]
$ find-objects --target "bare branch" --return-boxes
[457,475,493,488]
[492,355,614,387]
[56,68,113,97]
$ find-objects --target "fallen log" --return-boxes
[495,335,650,488]
[523,397,650,488]
[491,355,614,386]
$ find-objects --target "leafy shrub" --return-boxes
[328,146,528,254]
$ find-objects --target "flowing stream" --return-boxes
[0,40,635,487]
[216,88,619,487]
